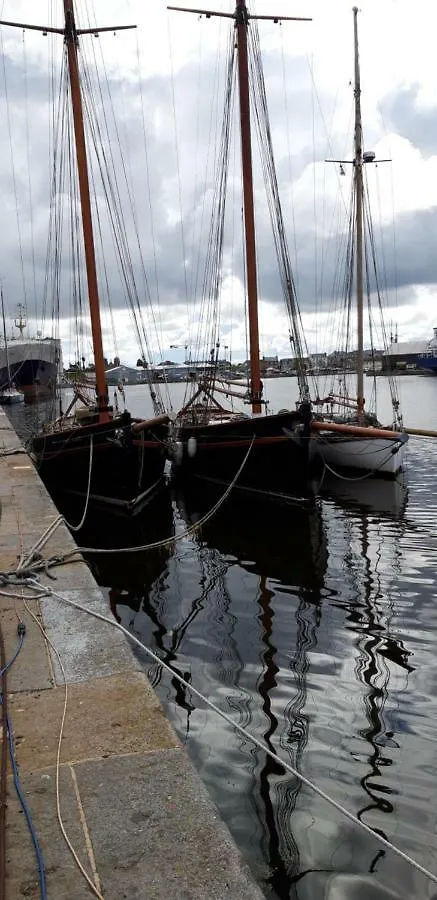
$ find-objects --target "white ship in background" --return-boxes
[0,304,62,401]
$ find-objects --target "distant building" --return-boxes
[105,364,145,385]
[308,352,328,369]
[260,355,279,374]
[152,363,188,382]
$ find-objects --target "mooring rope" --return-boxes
[15,436,255,571]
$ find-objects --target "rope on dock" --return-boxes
[15,435,256,569]
[0,446,26,456]
[1,571,437,889]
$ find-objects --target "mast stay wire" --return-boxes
[187,13,226,383]
[248,20,310,400]
[74,40,165,414]
[79,21,167,388]
[79,52,153,355]
[167,16,190,331]
[22,32,39,331]
[134,29,173,413]
[0,26,29,323]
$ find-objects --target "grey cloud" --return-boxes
[379,85,437,158]
[0,32,436,360]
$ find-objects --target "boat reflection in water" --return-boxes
[83,470,430,900]
[167,484,329,894]
[297,474,428,900]
[169,480,426,900]
[321,470,409,521]
[175,483,328,589]
[71,483,175,640]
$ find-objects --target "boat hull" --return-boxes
[317,432,407,477]
[171,409,324,497]
[0,337,61,400]
[31,413,169,511]
[0,390,23,405]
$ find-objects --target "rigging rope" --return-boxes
[248,21,310,401]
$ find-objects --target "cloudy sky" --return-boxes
[0,0,436,366]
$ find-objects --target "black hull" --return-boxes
[31,413,168,510]
[0,359,58,400]
[172,409,323,497]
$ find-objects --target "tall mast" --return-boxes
[63,0,108,421]
[353,6,365,421]
[168,4,310,415]
[0,7,135,422]
[235,0,261,413]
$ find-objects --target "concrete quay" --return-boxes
[0,409,264,900]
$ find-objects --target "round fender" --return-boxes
[187,436,197,458]
[173,441,183,465]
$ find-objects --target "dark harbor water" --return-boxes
[8,375,437,900]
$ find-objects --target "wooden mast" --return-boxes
[63,0,108,421]
[353,6,365,421]
[0,8,136,422]
[168,4,310,416]
[235,0,261,413]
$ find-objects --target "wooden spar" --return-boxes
[313,419,437,440]
[131,414,170,434]
[167,6,311,21]
[312,420,407,441]
[208,383,248,401]
[353,6,365,421]
[235,0,261,415]
[63,0,109,422]
[404,426,437,439]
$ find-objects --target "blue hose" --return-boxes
[1,623,47,899]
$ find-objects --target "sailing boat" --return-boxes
[167,0,323,498]
[0,2,169,511]
[0,289,23,405]
[311,7,408,478]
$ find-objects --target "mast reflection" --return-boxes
[174,483,327,895]
[326,475,414,878]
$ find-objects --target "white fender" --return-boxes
[173,441,183,465]
[187,436,197,458]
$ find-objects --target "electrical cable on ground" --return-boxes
[0,621,7,900]
[0,621,47,900]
